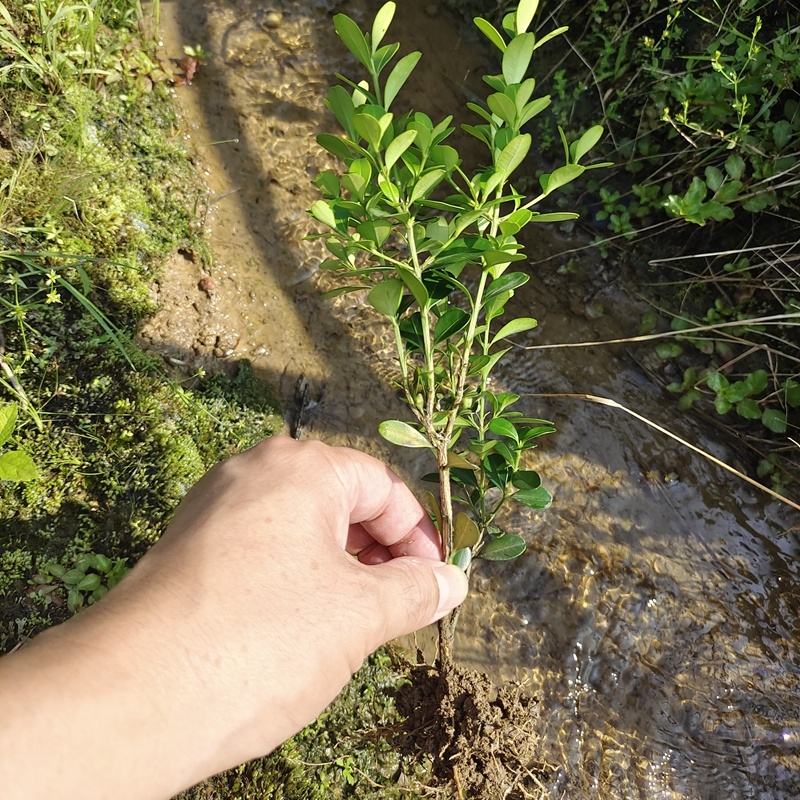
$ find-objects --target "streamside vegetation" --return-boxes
[0,0,280,646]
[446,0,800,498]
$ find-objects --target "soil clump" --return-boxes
[395,661,550,800]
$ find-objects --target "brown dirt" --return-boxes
[394,661,551,800]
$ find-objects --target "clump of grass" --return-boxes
[0,0,280,649]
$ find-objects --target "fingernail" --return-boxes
[432,562,469,621]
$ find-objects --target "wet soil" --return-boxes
[395,662,548,800]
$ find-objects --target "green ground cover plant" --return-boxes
[310,0,606,666]
[445,0,799,495]
[0,0,280,641]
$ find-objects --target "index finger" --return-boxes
[324,445,442,561]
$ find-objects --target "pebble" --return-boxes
[261,10,283,29]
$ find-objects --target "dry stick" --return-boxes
[530,392,800,513]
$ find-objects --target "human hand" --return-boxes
[0,436,468,800]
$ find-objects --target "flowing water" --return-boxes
[152,1,800,796]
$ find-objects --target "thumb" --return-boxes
[364,558,469,646]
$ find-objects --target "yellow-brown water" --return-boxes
[152,1,800,796]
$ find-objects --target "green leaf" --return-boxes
[495,133,531,182]
[705,166,724,192]
[378,420,432,448]
[492,316,537,343]
[773,120,793,150]
[532,25,569,51]
[314,170,340,198]
[473,18,506,52]
[0,449,37,482]
[725,154,746,181]
[511,470,541,490]
[310,200,338,229]
[514,485,552,509]
[317,133,354,160]
[745,370,768,395]
[530,211,579,223]
[384,129,417,171]
[384,51,421,109]
[354,113,384,150]
[371,2,395,52]
[655,342,682,360]
[761,409,787,434]
[571,125,603,162]
[77,573,102,592]
[479,534,526,561]
[367,279,404,317]
[0,403,17,448]
[519,95,551,126]
[409,169,446,204]
[483,271,529,302]
[397,267,429,308]
[488,417,519,440]
[706,371,729,393]
[487,92,517,126]
[333,13,373,69]
[451,547,473,571]
[784,379,800,408]
[540,163,584,195]
[454,512,480,550]
[515,0,539,34]
[736,398,762,420]
[357,219,392,246]
[434,307,470,343]
[326,85,356,138]
[502,32,535,84]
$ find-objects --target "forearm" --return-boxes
[0,590,222,800]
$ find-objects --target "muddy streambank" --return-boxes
[149,1,800,797]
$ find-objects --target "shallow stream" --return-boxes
[150,1,799,796]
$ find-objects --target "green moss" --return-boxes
[0,0,280,648]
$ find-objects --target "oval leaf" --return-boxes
[451,547,473,571]
[511,470,541,490]
[385,51,421,109]
[514,485,552,509]
[378,420,432,448]
[454,512,480,550]
[488,417,519,441]
[515,0,539,33]
[571,124,604,162]
[492,317,538,343]
[434,307,470,343]
[384,129,417,171]
[474,17,506,52]
[367,278,404,317]
[410,168,446,204]
[371,2,395,52]
[0,449,37,482]
[480,534,526,561]
[502,33,535,84]
[333,13,372,69]
[310,200,337,229]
